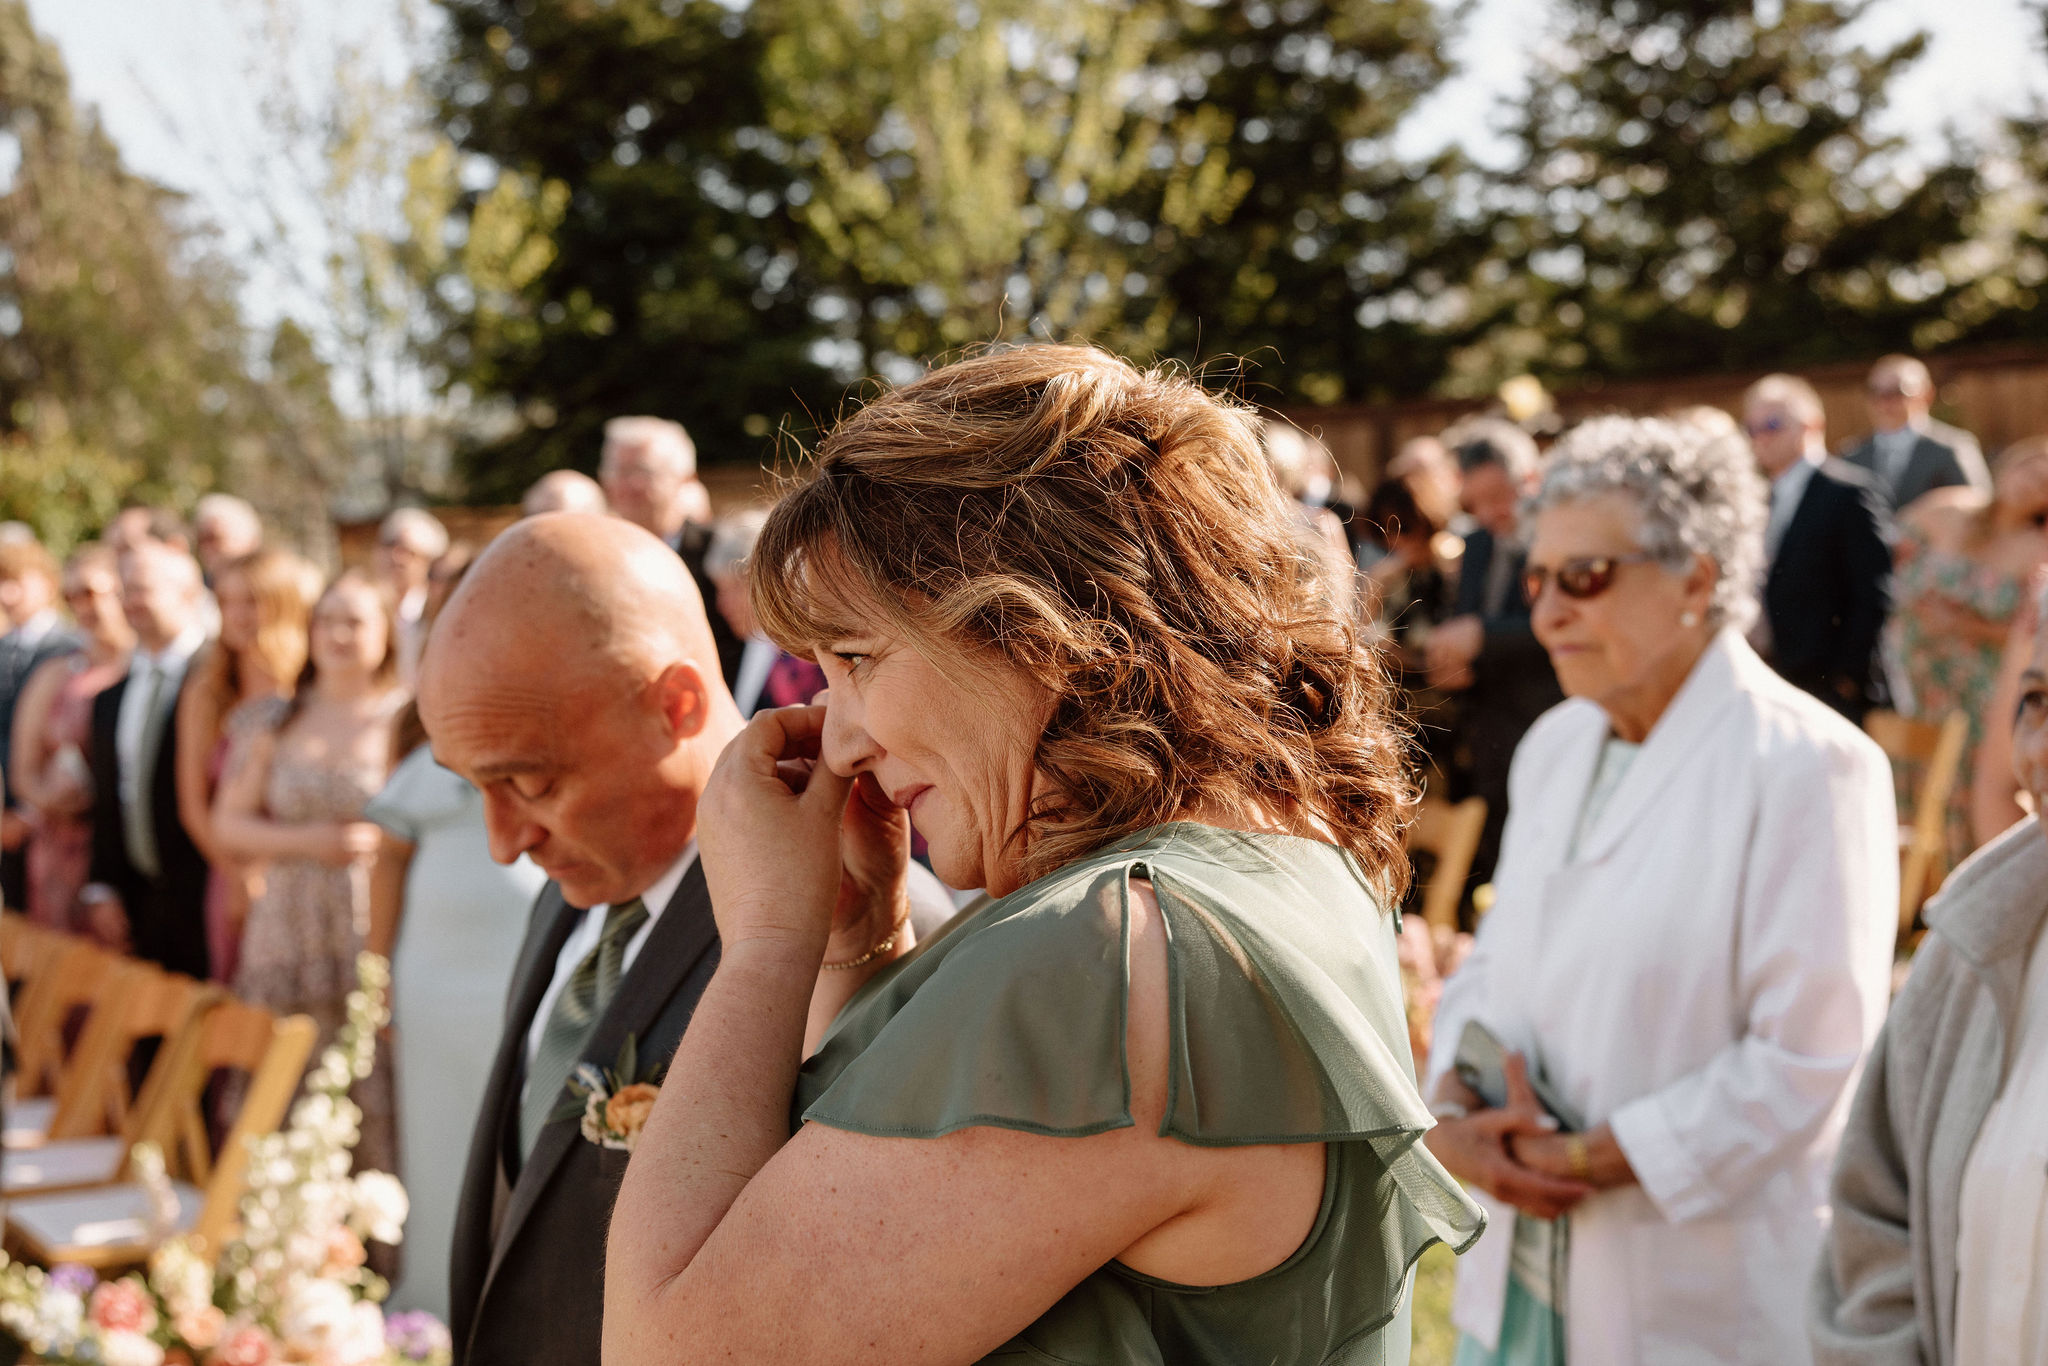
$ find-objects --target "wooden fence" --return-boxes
[1280,344,2048,489]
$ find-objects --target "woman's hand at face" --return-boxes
[698,703,855,963]
[1422,1053,1593,1220]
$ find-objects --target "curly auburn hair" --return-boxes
[751,344,1413,900]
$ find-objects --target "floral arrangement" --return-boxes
[0,954,454,1366]
[551,1034,663,1153]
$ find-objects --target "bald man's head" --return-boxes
[420,513,741,906]
[522,469,609,517]
[119,542,204,652]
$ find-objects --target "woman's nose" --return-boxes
[820,695,879,778]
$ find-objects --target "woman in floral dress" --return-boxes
[1889,436,2048,864]
[212,572,406,1175]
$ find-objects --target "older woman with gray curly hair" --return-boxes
[1422,416,1899,1365]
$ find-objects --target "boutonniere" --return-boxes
[549,1034,666,1151]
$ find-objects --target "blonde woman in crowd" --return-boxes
[174,547,321,982]
[212,572,407,1174]
[9,545,132,927]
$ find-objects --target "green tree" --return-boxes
[0,0,339,548]
[429,0,831,499]
[1448,0,1982,394]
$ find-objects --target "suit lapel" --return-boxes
[481,860,718,1293]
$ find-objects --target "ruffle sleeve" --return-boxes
[795,827,1484,1265]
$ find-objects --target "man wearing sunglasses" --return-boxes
[1839,354,1989,512]
[1425,418,1563,904]
[1745,374,1893,722]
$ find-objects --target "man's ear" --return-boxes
[652,659,711,739]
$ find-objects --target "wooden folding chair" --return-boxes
[1407,796,1487,934]
[1,969,216,1199]
[0,912,68,986]
[6,938,120,1147]
[6,1001,318,1270]
[1864,709,1971,941]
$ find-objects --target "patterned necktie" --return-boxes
[519,897,650,1159]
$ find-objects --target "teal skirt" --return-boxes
[1452,1275,1563,1366]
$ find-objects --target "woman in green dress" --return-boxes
[604,345,1485,1364]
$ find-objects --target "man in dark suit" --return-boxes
[0,538,80,908]
[1424,419,1563,904]
[1839,354,1990,512]
[423,513,953,1364]
[77,543,210,976]
[597,416,745,688]
[1745,374,1893,722]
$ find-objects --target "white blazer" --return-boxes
[1427,630,1898,1364]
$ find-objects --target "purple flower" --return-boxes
[385,1309,453,1361]
[48,1264,97,1296]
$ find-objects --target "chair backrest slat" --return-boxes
[1408,796,1488,933]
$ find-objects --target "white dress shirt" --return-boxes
[113,625,206,872]
[1870,424,1919,495]
[6,607,61,650]
[521,842,697,1093]
[1765,454,1820,562]
[731,636,780,717]
[1953,917,2048,1364]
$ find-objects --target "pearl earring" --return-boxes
[1680,611,1700,628]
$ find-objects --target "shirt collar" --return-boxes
[607,840,698,921]
[1771,453,1821,498]
[10,608,60,646]
[139,624,207,671]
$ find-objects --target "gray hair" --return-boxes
[602,415,696,477]
[1530,415,1766,632]
[380,506,450,558]
[704,506,772,582]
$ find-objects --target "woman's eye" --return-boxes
[832,651,869,672]
[2020,689,2048,720]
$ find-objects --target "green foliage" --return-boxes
[1449,0,1984,393]
[429,0,830,499]
[0,0,343,549]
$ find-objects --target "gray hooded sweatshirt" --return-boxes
[1811,814,2048,1365]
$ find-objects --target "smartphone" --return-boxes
[1451,1020,1585,1133]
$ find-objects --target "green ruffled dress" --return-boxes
[794,822,1486,1365]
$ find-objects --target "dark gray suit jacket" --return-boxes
[1840,420,1990,512]
[449,862,719,1366]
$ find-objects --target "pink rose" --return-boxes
[322,1227,368,1276]
[175,1305,226,1351]
[89,1278,159,1336]
[210,1323,280,1366]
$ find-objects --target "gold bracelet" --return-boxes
[1564,1134,1593,1182]
[822,904,912,971]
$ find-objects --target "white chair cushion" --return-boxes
[6,1181,204,1259]
[1,1137,127,1194]
[5,1096,57,1149]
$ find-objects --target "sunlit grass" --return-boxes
[1411,1241,1459,1366]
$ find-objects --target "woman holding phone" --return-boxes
[1423,413,1898,1364]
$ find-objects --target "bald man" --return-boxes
[1840,354,1990,510]
[520,468,609,518]
[78,543,213,976]
[425,514,951,1365]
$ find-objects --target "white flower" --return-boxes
[580,1092,607,1147]
[327,1300,387,1366]
[148,1239,213,1317]
[279,1276,353,1346]
[100,1328,167,1366]
[348,1172,408,1246]
[28,1289,84,1348]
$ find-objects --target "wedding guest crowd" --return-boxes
[4,339,2048,1361]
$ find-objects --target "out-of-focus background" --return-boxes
[5,0,2048,555]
